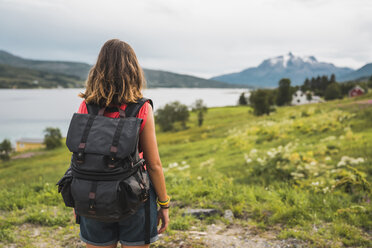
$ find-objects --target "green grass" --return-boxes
[0,94,372,247]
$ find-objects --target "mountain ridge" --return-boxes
[211,52,371,87]
[0,50,243,89]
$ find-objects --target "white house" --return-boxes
[291,90,322,106]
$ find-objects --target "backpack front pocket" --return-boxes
[71,178,130,222]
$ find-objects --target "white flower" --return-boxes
[257,157,265,165]
[250,149,258,155]
[178,165,190,170]
[168,162,179,168]
[244,153,252,163]
[325,156,331,161]
[311,181,319,186]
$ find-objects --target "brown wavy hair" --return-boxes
[79,39,145,107]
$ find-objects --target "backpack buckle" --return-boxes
[76,152,85,164]
[108,157,116,168]
[76,143,86,164]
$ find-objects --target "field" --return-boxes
[0,94,371,247]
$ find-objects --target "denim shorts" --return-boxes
[79,183,159,246]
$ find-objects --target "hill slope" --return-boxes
[0,50,91,80]
[143,68,243,88]
[0,94,371,247]
[0,64,84,88]
[211,52,355,87]
[0,50,243,88]
[339,63,372,82]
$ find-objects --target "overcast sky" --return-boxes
[0,0,371,78]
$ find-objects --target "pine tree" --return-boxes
[276,78,292,106]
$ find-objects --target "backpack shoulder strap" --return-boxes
[86,103,100,115]
[125,98,153,117]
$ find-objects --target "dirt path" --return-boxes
[155,223,307,248]
[1,223,307,248]
[12,152,44,159]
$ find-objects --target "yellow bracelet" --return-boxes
[157,195,170,206]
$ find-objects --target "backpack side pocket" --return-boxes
[57,174,74,207]
[119,168,150,210]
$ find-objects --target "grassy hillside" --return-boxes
[0,64,84,88]
[0,95,371,247]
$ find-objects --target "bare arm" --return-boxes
[140,105,167,201]
[140,104,169,233]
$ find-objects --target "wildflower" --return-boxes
[244,153,252,163]
[322,187,329,193]
[250,149,258,155]
[289,153,300,162]
[290,172,305,178]
[178,165,190,170]
[257,157,265,165]
[306,151,314,157]
[200,158,215,166]
[168,162,179,168]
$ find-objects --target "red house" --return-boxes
[348,86,365,97]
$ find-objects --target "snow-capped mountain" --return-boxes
[211,52,355,87]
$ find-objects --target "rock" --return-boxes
[183,208,220,219]
[224,209,234,221]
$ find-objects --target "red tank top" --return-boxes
[77,100,150,159]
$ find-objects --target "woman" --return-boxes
[76,39,169,248]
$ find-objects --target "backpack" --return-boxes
[57,98,153,242]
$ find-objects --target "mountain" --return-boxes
[0,50,242,89]
[143,69,241,88]
[0,50,91,80]
[211,52,355,87]
[338,63,372,82]
[0,64,84,88]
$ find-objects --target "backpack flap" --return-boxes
[66,113,142,159]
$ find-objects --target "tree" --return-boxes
[249,89,272,116]
[238,92,248,105]
[324,83,342,100]
[44,127,62,149]
[191,99,208,127]
[306,92,313,101]
[276,78,292,106]
[330,74,336,84]
[155,101,189,131]
[0,139,12,161]
[368,75,372,88]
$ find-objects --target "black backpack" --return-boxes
[57,98,153,243]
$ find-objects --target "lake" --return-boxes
[0,88,249,143]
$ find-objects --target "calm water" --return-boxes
[0,88,248,143]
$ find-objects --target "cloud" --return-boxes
[0,0,371,77]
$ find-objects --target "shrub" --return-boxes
[155,101,189,131]
[276,78,292,106]
[43,127,62,150]
[0,139,12,161]
[324,83,342,100]
[249,89,272,116]
[238,92,248,105]
[191,99,208,127]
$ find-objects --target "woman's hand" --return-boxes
[157,208,169,234]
